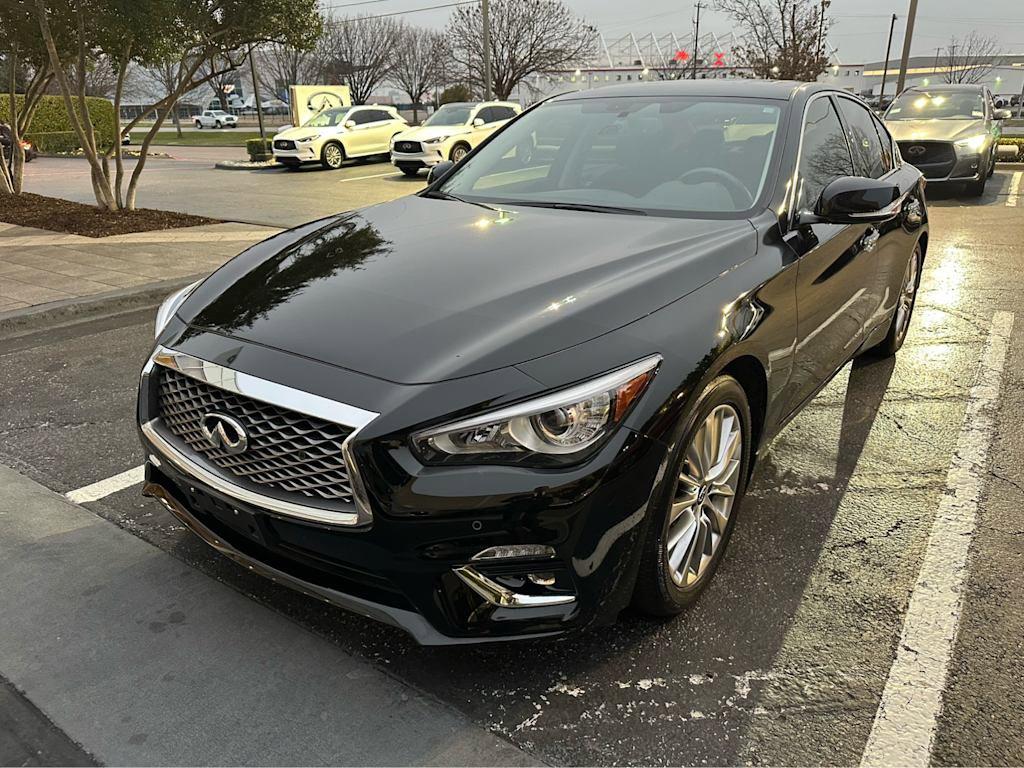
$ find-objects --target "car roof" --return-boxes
[548,79,832,102]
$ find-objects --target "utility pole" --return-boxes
[691,2,703,80]
[817,0,830,62]
[895,0,918,94]
[878,13,897,104]
[481,0,493,100]
[248,44,265,142]
[948,43,957,83]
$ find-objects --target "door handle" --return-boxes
[860,227,880,252]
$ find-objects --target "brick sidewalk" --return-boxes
[0,221,282,314]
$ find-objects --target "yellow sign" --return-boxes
[288,85,352,127]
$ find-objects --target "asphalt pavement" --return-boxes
[1,169,1023,765]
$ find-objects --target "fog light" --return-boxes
[527,572,556,587]
[472,544,555,561]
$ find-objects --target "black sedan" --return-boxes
[138,80,927,644]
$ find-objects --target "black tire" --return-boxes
[398,164,420,177]
[449,143,470,163]
[632,375,753,616]
[987,149,995,178]
[195,121,202,129]
[320,141,345,170]
[215,121,222,129]
[864,242,923,358]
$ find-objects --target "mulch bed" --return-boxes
[0,192,218,238]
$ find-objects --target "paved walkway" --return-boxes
[0,221,281,314]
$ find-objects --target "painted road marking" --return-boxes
[334,170,404,183]
[1007,171,1021,207]
[861,310,1015,768]
[65,465,145,504]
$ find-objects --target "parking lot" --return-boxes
[3,156,1024,765]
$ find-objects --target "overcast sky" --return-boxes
[323,0,1024,64]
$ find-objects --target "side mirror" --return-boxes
[344,120,357,129]
[426,160,455,184]
[994,108,1012,120]
[806,176,901,225]
[472,117,485,127]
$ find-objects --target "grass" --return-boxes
[141,130,264,147]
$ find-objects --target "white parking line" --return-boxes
[1008,171,1021,207]
[65,465,145,504]
[335,170,402,183]
[861,310,1015,768]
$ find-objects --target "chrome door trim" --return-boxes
[146,346,380,527]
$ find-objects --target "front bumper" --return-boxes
[274,144,318,164]
[899,140,988,182]
[391,146,446,168]
[138,340,667,644]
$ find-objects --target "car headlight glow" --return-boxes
[423,135,451,144]
[411,355,661,465]
[954,133,988,153]
[296,134,320,142]
[154,280,201,339]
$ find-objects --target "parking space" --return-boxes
[1,167,1022,764]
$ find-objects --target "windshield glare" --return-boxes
[424,105,473,126]
[303,108,351,128]
[438,96,782,216]
[886,91,985,120]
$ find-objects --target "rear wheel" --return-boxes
[195,121,202,129]
[320,142,345,170]
[865,242,922,357]
[633,375,752,616]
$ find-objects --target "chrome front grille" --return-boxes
[155,366,355,505]
[394,140,421,153]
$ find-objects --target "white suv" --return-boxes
[390,101,521,176]
[272,105,408,170]
[195,110,238,129]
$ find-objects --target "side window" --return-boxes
[797,97,854,211]
[836,97,888,179]
[370,109,391,122]
[493,106,517,121]
[870,113,895,173]
[348,110,371,125]
[476,107,495,124]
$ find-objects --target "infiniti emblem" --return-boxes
[906,145,926,157]
[200,412,249,455]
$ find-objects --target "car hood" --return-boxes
[181,196,756,384]
[396,125,470,142]
[275,124,339,142]
[886,118,987,143]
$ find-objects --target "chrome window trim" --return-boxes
[145,346,379,528]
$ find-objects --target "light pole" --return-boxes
[895,0,918,94]
[878,13,897,104]
[248,44,265,142]
[481,0,493,100]
[817,0,830,61]
[691,2,704,80]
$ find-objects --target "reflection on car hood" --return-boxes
[274,124,339,142]
[395,125,470,143]
[885,118,988,143]
[181,197,756,384]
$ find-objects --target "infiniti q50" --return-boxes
[138,81,928,644]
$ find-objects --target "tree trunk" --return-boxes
[172,104,182,137]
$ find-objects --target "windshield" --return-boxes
[424,104,473,126]
[303,107,351,128]
[886,91,985,120]
[211,111,228,116]
[438,96,782,216]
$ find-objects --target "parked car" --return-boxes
[883,83,1009,196]
[0,123,37,162]
[194,110,238,129]
[390,101,521,176]
[272,105,408,170]
[139,80,927,645]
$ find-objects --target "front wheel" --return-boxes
[633,375,752,616]
[865,242,922,358]
[195,121,202,129]
[320,142,345,170]
[449,143,470,163]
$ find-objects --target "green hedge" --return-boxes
[0,94,116,154]
[246,137,273,161]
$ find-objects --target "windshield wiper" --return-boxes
[420,189,497,211]
[506,201,648,216]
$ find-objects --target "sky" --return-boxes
[320,0,1024,64]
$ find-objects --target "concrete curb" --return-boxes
[0,274,204,337]
[214,160,280,171]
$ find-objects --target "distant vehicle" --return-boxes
[122,130,131,146]
[195,110,238,129]
[0,124,37,162]
[883,83,1010,196]
[271,105,407,170]
[390,101,521,176]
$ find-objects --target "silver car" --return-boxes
[883,84,1011,196]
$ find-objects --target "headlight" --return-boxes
[411,355,661,465]
[296,134,320,142]
[154,280,201,338]
[423,135,451,144]
[954,133,988,153]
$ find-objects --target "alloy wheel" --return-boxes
[324,144,343,168]
[451,145,468,163]
[894,249,920,341]
[666,404,743,587]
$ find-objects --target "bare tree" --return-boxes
[446,0,596,101]
[318,15,401,104]
[255,41,319,99]
[716,0,831,81]
[391,26,445,122]
[200,54,240,111]
[137,60,205,137]
[66,55,119,97]
[941,33,999,84]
